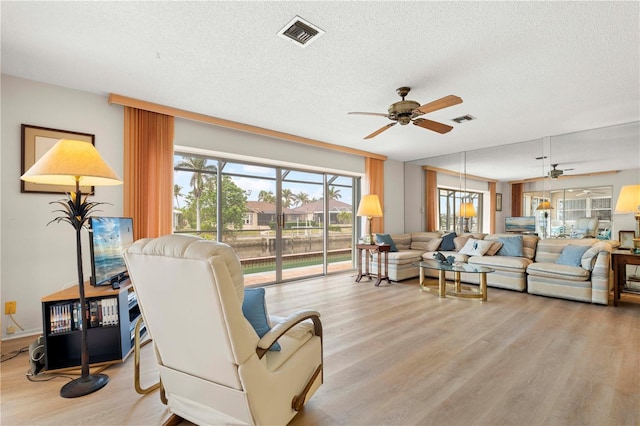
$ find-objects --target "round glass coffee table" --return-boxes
[414,261,494,301]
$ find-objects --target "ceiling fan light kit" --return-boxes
[349,86,463,139]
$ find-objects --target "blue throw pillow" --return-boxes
[497,236,524,257]
[242,288,280,351]
[557,244,590,267]
[375,233,397,251]
[440,232,457,251]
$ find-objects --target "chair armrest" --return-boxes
[256,310,322,359]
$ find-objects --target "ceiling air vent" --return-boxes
[452,114,476,124]
[277,16,325,48]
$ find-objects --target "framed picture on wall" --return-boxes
[496,193,503,212]
[619,230,635,249]
[21,124,95,194]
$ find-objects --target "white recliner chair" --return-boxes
[124,234,323,425]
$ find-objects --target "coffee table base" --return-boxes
[419,267,488,301]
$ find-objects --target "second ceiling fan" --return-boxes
[348,87,463,139]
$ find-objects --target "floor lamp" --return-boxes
[356,194,383,244]
[21,139,122,398]
[536,201,553,239]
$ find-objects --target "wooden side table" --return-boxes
[355,244,391,286]
[611,250,640,306]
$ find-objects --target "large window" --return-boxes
[438,189,483,233]
[174,153,358,285]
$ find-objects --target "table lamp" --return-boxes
[614,184,640,250]
[356,194,382,244]
[460,202,476,233]
[21,139,122,398]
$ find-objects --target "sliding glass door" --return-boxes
[174,153,357,285]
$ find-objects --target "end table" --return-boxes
[611,250,640,306]
[356,244,391,286]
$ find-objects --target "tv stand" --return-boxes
[41,280,145,371]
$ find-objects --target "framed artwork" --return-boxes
[496,193,502,212]
[619,230,635,249]
[21,124,95,194]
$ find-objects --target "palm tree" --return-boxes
[281,188,295,209]
[293,191,310,207]
[328,187,342,200]
[175,157,216,231]
[173,184,183,208]
[258,190,275,203]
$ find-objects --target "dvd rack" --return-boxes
[41,280,144,371]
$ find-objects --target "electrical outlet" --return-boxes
[6,325,16,334]
[5,301,16,315]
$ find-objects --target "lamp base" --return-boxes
[60,373,109,398]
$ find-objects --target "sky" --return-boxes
[173,155,354,208]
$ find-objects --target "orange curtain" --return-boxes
[425,169,438,231]
[511,183,523,217]
[488,181,496,233]
[364,157,384,234]
[124,107,174,239]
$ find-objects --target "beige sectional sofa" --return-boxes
[368,231,615,305]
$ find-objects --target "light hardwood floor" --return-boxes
[2,272,639,425]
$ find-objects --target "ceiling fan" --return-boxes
[348,87,463,139]
[548,163,574,179]
[574,189,606,197]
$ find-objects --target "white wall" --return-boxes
[175,118,365,175]
[1,75,124,339]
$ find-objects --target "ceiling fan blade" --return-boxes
[414,95,463,116]
[364,123,396,139]
[348,112,389,117]
[413,118,453,134]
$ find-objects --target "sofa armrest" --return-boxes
[256,310,322,358]
[591,250,612,304]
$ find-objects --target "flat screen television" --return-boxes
[505,216,536,233]
[89,217,134,286]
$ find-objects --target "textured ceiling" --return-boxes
[2,1,639,181]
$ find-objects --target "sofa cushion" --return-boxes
[581,242,610,271]
[440,232,457,251]
[485,234,538,259]
[557,244,590,267]
[386,250,423,265]
[453,236,470,251]
[411,238,442,252]
[468,255,532,271]
[242,288,281,351]
[375,233,397,252]
[459,238,494,256]
[485,241,503,256]
[410,231,443,242]
[497,236,524,257]
[391,233,412,251]
[526,262,591,281]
